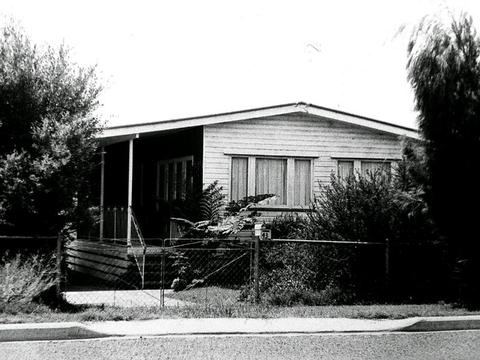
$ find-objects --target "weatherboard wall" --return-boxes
[202,113,403,205]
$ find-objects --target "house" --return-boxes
[96,102,419,241]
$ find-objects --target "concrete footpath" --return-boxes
[2,316,480,342]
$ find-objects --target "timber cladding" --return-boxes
[66,239,130,283]
[203,113,403,202]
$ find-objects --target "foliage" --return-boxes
[171,277,188,292]
[0,253,56,306]
[407,13,480,306]
[304,167,436,245]
[240,240,358,306]
[392,141,438,243]
[260,284,353,307]
[172,185,276,238]
[168,249,202,291]
[269,214,306,239]
[0,23,102,235]
[198,181,225,223]
[225,194,276,216]
[257,242,318,305]
[305,172,399,243]
[0,301,478,323]
[394,139,428,192]
[254,166,441,305]
[169,180,225,230]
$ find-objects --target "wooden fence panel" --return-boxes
[66,239,130,282]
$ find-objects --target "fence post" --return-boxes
[254,232,261,303]
[385,238,391,293]
[56,232,65,303]
[113,207,117,241]
[161,238,165,308]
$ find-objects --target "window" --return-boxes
[337,160,354,180]
[361,161,391,178]
[156,156,194,204]
[336,159,392,180]
[294,159,311,206]
[255,158,287,205]
[231,157,248,201]
[230,156,313,206]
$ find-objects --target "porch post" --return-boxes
[99,147,105,240]
[127,139,134,245]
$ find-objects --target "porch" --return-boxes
[94,126,204,241]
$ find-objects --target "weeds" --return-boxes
[0,253,56,308]
[0,302,479,324]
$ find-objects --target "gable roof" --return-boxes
[99,102,420,144]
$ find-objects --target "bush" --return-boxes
[171,277,187,292]
[248,240,362,306]
[256,169,442,305]
[0,253,56,306]
[225,194,275,216]
[269,214,306,239]
[304,172,399,243]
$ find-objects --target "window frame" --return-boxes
[360,160,392,178]
[337,160,354,180]
[156,155,194,205]
[229,155,314,208]
[334,158,394,180]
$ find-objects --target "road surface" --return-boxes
[2,330,480,360]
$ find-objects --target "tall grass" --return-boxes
[0,253,56,306]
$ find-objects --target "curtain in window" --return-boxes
[338,160,354,180]
[294,159,311,206]
[231,157,248,201]
[255,158,286,205]
[361,161,391,178]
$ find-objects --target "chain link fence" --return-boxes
[63,237,254,308]
[61,234,448,308]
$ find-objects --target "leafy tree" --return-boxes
[407,13,480,306]
[0,23,102,235]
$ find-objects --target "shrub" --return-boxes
[173,188,276,238]
[248,240,362,306]
[305,172,399,243]
[198,181,226,223]
[171,277,187,292]
[0,253,56,306]
[255,167,441,305]
[269,214,306,239]
[225,194,276,216]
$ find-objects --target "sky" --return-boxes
[1,0,480,129]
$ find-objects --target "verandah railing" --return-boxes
[102,207,128,241]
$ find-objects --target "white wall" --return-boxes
[203,112,404,203]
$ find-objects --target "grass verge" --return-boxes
[1,302,480,324]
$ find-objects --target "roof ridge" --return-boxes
[104,102,417,133]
